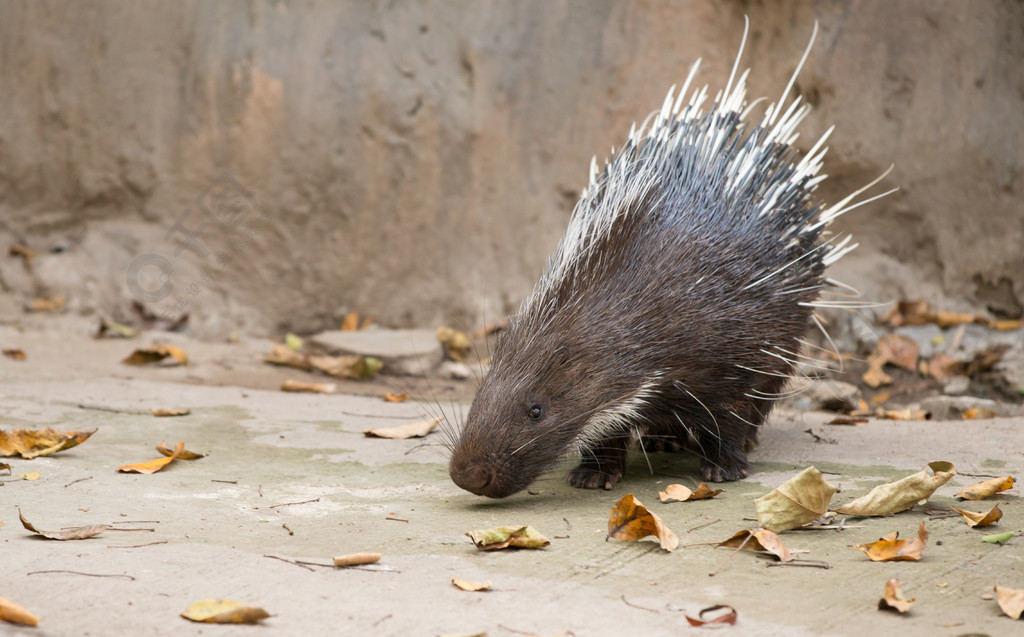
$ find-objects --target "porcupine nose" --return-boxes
[451,462,496,497]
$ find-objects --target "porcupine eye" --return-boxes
[528,404,544,422]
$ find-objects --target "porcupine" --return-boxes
[448,22,890,498]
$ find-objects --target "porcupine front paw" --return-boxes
[568,440,628,490]
[700,453,751,483]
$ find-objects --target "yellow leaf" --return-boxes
[755,466,836,532]
[333,552,381,566]
[451,578,492,591]
[836,461,955,516]
[341,312,360,331]
[364,417,441,439]
[466,526,550,551]
[0,596,40,626]
[0,427,97,459]
[122,345,188,366]
[19,471,40,481]
[383,392,409,403]
[715,528,793,562]
[950,504,1002,528]
[437,327,472,362]
[878,578,915,613]
[607,494,678,551]
[962,407,998,420]
[151,408,190,417]
[852,521,928,561]
[119,441,185,474]
[955,476,1014,500]
[156,441,205,459]
[263,344,312,370]
[180,599,270,624]
[280,379,336,394]
[658,482,722,502]
[994,585,1024,619]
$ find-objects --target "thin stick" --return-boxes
[267,498,320,509]
[64,477,93,488]
[107,541,168,549]
[263,554,315,572]
[28,570,135,581]
[621,594,660,614]
[709,534,752,577]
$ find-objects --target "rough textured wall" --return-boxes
[0,0,1021,337]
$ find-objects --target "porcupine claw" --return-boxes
[567,439,628,490]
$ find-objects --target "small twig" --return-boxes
[766,560,831,570]
[64,477,93,488]
[27,570,135,581]
[294,559,335,568]
[341,410,413,419]
[688,518,721,533]
[104,527,155,532]
[267,498,320,509]
[563,517,573,533]
[112,520,160,524]
[282,523,294,536]
[372,614,392,628]
[258,484,263,498]
[621,594,660,614]
[709,534,752,577]
[108,541,168,549]
[211,479,238,484]
[77,403,149,415]
[263,554,315,572]
[386,516,409,523]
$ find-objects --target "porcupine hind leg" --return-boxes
[567,435,629,490]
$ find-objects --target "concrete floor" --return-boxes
[2,314,1023,636]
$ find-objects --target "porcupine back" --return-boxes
[448,23,889,498]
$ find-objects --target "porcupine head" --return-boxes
[449,22,889,498]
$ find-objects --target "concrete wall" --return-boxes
[1,0,1021,337]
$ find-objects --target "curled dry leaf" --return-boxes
[281,379,336,394]
[26,296,64,312]
[2,348,26,361]
[0,462,9,474]
[956,476,1014,500]
[983,531,1014,545]
[826,416,868,426]
[0,596,40,627]
[19,471,40,481]
[607,493,678,551]
[363,416,441,439]
[836,461,955,516]
[119,441,185,474]
[685,605,738,627]
[715,528,793,562]
[156,441,206,459]
[152,408,190,417]
[877,407,930,421]
[994,585,1024,620]
[991,319,1024,331]
[122,345,189,366]
[0,427,97,459]
[180,599,270,624]
[19,508,108,540]
[451,578,492,592]
[862,334,920,388]
[436,326,472,362]
[382,392,409,403]
[8,244,38,269]
[333,552,381,567]
[659,482,722,502]
[926,352,959,381]
[878,578,915,613]
[466,526,550,551]
[962,407,998,420]
[341,311,361,331]
[754,466,836,533]
[309,354,382,379]
[263,344,312,370]
[950,504,1002,528]
[94,319,138,339]
[852,521,928,562]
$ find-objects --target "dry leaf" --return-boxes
[263,344,312,370]
[607,493,678,551]
[0,596,39,627]
[862,356,892,388]
[119,441,185,473]
[869,391,891,405]
[19,509,108,540]
[383,392,409,403]
[122,345,189,366]
[341,311,361,331]
[826,416,868,425]
[659,482,722,502]
[473,322,508,338]
[333,552,381,566]
[934,310,976,328]
[836,461,955,516]
[364,417,441,439]
[994,585,1024,619]
[308,354,382,379]
[965,346,1009,376]
[685,605,737,627]
[8,244,38,270]
[152,408,190,417]
[94,319,138,339]
[451,578,492,592]
[862,334,919,388]
[991,319,1024,331]
[0,462,9,474]
[19,471,40,481]
[2,349,26,361]
[878,578,915,613]
[881,300,931,326]
[0,427,97,459]
[754,466,836,532]
[955,476,1014,500]
[437,327,472,362]
[26,296,64,312]
[715,528,793,562]
[877,407,930,421]
[156,441,205,459]
[180,599,270,624]
[281,379,336,394]
[962,407,998,420]
[950,504,1002,528]
[927,353,960,381]
[466,526,550,551]
[852,521,928,561]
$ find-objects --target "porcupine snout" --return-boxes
[449,458,498,497]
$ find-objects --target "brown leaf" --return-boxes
[715,528,793,562]
[991,319,1024,331]
[934,310,977,328]
[363,417,441,439]
[995,585,1024,619]
[962,407,998,420]
[119,441,185,473]
[26,296,64,312]
[881,300,931,326]
[156,441,205,459]
[965,346,1008,376]
[877,408,930,421]
[0,596,40,626]
[451,578,492,592]
[861,354,892,388]
[94,319,138,339]
[308,354,381,379]
[950,504,1002,528]
[955,476,1014,500]
[837,461,955,516]
[826,416,868,425]
[607,493,678,551]
[0,463,10,474]
[466,526,550,551]
[685,605,737,627]
[659,482,722,502]
[263,344,312,370]
[180,599,270,624]
[333,552,381,566]
[927,352,960,381]
[280,379,336,394]
[382,392,409,403]
[852,521,928,561]
[2,348,26,361]
[152,407,190,417]
[122,345,189,366]
[436,327,472,362]
[878,334,920,371]
[754,466,836,532]
[341,311,361,331]
[19,509,108,540]
[8,244,38,270]
[878,578,916,613]
[0,427,97,459]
